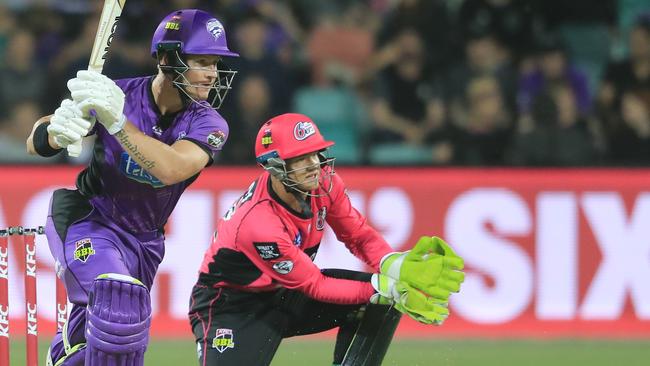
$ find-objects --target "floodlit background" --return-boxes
[1,0,649,365]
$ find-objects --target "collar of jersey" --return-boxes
[267,176,312,220]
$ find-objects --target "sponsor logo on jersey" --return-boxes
[207,130,226,149]
[293,231,302,247]
[212,328,235,353]
[316,207,327,231]
[119,153,164,188]
[293,121,315,141]
[73,238,95,263]
[206,19,224,41]
[254,242,281,260]
[261,129,273,147]
[272,260,293,274]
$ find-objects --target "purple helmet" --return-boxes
[151,9,239,57]
[150,9,238,109]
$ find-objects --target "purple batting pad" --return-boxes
[84,274,151,366]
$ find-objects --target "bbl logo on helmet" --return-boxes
[206,19,224,40]
[261,129,273,148]
[165,15,181,31]
[73,238,95,263]
[293,122,315,141]
[207,130,226,149]
[212,328,235,353]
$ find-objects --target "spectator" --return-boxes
[0,30,47,109]
[443,32,518,117]
[518,35,592,117]
[225,12,295,116]
[220,74,274,165]
[369,29,441,146]
[598,15,650,115]
[375,0,452,72]
[453,75,512,165]
[457,0,542,58]
[508,85,597,166]
[0,100,57,163]
[605,90,650,165]
[0,5,17,63]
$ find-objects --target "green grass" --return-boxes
[9,338,650,365]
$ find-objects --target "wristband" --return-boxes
[33,122,62,157]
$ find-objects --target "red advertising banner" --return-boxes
[1,166,649,338]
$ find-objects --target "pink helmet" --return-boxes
[255,113,334,165]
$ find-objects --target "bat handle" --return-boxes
[67,140,82,157]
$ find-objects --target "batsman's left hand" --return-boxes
[67,70,126,135]
[381,236,465,302]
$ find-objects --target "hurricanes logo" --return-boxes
[261,129,273,147]
[206,19,224,40]
[293,121,315,141]
[207,130,226,149]
[73,239,95,263]
[212,328,235,353]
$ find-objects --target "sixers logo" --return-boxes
[206,19,224,40]
[293,121,315,141]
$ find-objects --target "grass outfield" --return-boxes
[9,338,650,365]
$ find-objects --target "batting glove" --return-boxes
[47,99,94,148]
[370,273,449,325]
[68,70,126,135]
[380,236,465,302]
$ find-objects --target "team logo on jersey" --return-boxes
[272,260,294,275]
[207,130,226,149]
[254,242,281,260]
[119,153,164,188]
[152,125,163,136]
[73,238,95,263]
[293,231,302,247]
[261,129,273,147]
[293,122,315,141]
[316,207,327,231]
[212,328,235,353]
[206,19,224,41]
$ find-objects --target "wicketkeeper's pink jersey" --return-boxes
[198,169,392,304]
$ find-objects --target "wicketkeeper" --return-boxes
[189,113,465,365]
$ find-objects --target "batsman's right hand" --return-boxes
[47,99,94,149]
[370,273,449,325]
[380,236,465,302]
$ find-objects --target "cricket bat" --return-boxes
[67,0,127,157]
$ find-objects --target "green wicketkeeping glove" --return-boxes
[370,273,449,325]
[381,236,465,302]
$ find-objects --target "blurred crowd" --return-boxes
[0,0,649,166]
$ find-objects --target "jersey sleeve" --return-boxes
[237,206,375,305]
[325,173,393,270]
[181,109,229,165]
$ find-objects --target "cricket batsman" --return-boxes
[189,113,465,365]
[25,9,239,366]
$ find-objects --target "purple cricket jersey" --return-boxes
[77,76,229,234]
